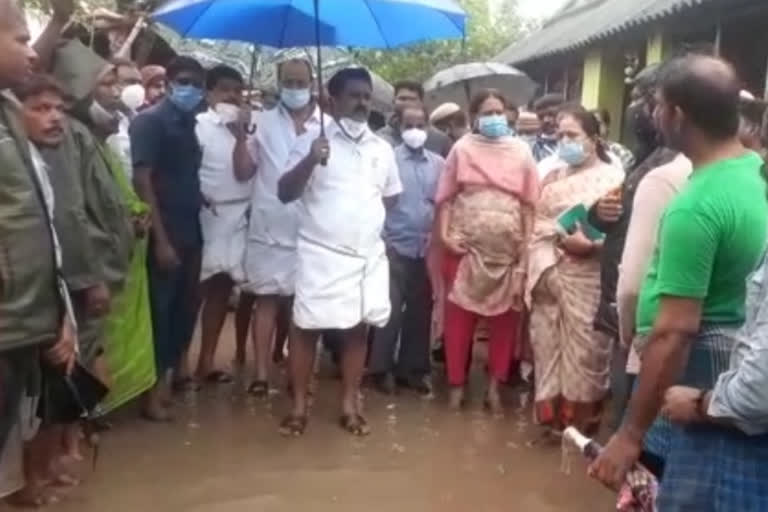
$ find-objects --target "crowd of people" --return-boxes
[3,0,768,508]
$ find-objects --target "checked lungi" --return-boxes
[638,324,768,510]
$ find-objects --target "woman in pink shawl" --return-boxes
[435,89,539,414]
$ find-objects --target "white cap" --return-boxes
[429,102,462,124]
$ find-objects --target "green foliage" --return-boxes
[356,0,525,83]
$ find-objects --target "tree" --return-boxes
[356,0,526,83]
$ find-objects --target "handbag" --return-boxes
[39,362,109,425]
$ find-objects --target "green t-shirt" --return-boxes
[636,151,768,333]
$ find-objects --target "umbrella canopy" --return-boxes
[423,62,537,110]
[152,0,466,48]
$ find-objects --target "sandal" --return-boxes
[247,380,269,397]
[339,414,371,437]
[278,415,308,437]
[205,370,234,384]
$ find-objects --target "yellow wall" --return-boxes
[580,48,625,141]
[646,29,670,64]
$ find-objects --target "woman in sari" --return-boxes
[435,89,539,414]
[526,105,624,436]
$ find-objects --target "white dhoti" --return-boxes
[293,237,391,331]
[243,240,297,296]
[199,199,249,283]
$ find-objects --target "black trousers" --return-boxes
[368,250,433,379]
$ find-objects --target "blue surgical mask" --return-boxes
[559,139,588,166]
[281,87,311,111]
[169,83,203,112]
[477,114,509,139]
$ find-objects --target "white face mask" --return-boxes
[339,117,367,140]
[120,84,145,111]
[215,102,240,124]
[401,128,427,149]
[280,87,311,111]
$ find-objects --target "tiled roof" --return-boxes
[495,0,713,64]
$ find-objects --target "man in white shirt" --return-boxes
[107,57,143,180]
[278,67,402,437]
[241,58,322,396]
[194,65,257,384]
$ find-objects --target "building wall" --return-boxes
[580,48,625,141]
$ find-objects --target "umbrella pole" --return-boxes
[245,44,258,134]
[313,0,325,137]
[248,43,257,91]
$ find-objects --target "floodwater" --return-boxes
[5,320,613,512]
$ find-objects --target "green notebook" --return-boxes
[556,204,605,241]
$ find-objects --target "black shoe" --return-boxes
[364,373,395,395]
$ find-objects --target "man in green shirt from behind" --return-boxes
[590,55,768,509]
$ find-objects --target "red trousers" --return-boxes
[442,253,520,387]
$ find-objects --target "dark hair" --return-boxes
[533,93,565,112]
[166,56,204,81]
[13,74,65,102]
[206,64,243,91]
[558,104,612,164]
[632,63,661,98]
[469,88,507,117]
[277,58,313,80]
[393,80,424,101]
[592,108,610,127]
[659,55,740,140]
[327,67,372,98]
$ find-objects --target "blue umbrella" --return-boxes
[152,0,467,49]
[152,0,466,140]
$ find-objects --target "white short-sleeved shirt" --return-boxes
[247,105,323,248]
[195,108,255,202]
[298,120,402,256]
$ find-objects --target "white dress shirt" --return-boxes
[298,120,402,255]
[196,108,255,202]
[247,104,322,248]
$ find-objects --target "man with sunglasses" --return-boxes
[131,56,206,421]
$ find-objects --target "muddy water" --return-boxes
[14,321,613,512]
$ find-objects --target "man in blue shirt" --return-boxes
[369,105,444,395]
[130,56,205,421]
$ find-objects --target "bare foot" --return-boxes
[142,390,174,422]
[485,382,504,418]
[485,389,504,418]
[141,403,174,423]
[448,386,465,410]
